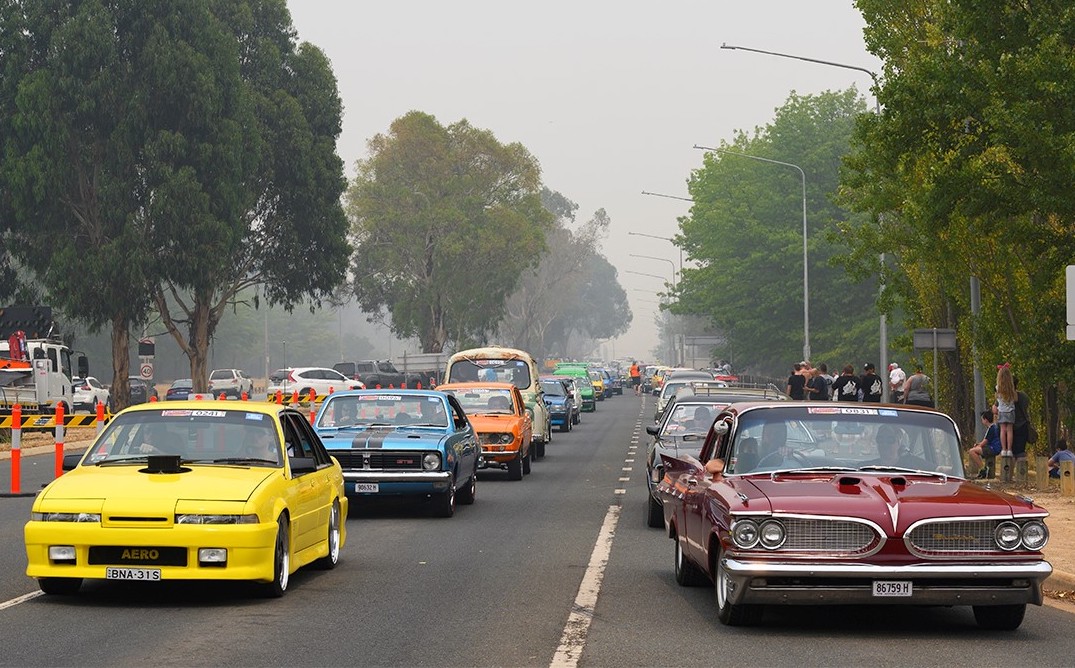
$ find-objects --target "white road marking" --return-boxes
[0,591,42,611]
[624,458,634,463]
[622,467,632,472]
[550,504,621,668]
[618,477,630,482]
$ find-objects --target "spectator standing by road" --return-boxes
[629,361,642,396]
[786,363,806,400]
[831,365,861,402]
[994,364,1017,458]
[860,363,883,402]
[1012,376,1032,463]
[968,410,1001,478]
[1048,439,1075,479]
[888,363,906,402]
[902,365,933,408]
[804,367,827,401]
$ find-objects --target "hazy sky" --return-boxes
[286,0,882,361]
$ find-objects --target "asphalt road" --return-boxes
[2,394,1075,667]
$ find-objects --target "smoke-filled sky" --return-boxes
[286,0,881,361]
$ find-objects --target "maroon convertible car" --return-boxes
[657,402,1051,630]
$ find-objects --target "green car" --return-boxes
[553,364,597,412]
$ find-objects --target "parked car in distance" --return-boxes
[25,401,347,597]
[313,389,479,517]
[539,376,576,431]
[71,376,110,413]
[657,401,1052,630]
[439,382,533,480]
[333,360,422,389]
[164,379,197,401]
[127,376,158,404]
[207,368,254,398]
[266,367,363,399]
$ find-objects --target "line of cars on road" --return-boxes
[642,376,1053,631]
[23,346,630,599]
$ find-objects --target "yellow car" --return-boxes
[587,371,606,401]
[25,401,347,597]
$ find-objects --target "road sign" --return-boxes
[912,328,958,352]
[139,362,153,380]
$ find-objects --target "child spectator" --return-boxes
[967,410,1000,479]
[995,364,1017,459]
[1048,439,1075,479]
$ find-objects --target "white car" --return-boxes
[71,376,110,413]
[207,368,255,398]
[266,367,364,399]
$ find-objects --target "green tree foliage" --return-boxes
[346,111,552,353]
[0,1,349,407]
[500,190,631,358]
[843,0,1075,439]
[674,89,879,374]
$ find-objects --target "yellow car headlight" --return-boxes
[31,512,101,523]
[175,514,259,525]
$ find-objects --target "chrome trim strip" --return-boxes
[342,471,450,482]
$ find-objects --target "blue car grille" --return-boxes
[330,450,424,471]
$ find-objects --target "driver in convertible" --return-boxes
[866,424,930,470]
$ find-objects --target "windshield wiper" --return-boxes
[210,457,278,466]
[94,456,149,466]
[857,465,949,479]
[404,423,445,427]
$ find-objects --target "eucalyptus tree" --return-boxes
[346,111,552,353]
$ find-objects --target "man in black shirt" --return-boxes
[786,363,806,400]
[831,364,861,402]
[860,363,883,402]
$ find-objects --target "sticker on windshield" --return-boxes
[160,410,192,417]
[879,409,899,417]
[361,395,402,401]
[190,410,226,418]
[807,407,879,416]
[245,413,265,421]
[474,359,506,366]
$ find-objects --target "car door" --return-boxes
[291,413,336,527]
[512,387,532,449]
[282,413,323,552]
[683,422,727,566]
[446,395,478,483]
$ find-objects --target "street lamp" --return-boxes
[640,190,695,203]
[625,269,671,284]
[629,254,677,285]
[720,42,888,399]
[693,144,810,362]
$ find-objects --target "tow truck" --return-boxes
[0,307,88,414]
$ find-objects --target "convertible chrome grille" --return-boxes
[780,518,880,555]
[329,450,423,471]
[906,519,999,556]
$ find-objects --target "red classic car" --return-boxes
[657,402,1052,630]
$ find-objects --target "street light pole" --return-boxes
[720,42,889,399]
[629,254,677,285]
[693,144,810,362]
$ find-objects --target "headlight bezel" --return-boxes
[731,519,760,549]
[175,514,259,525]
[1019,520,1049,550]
[994,521,1022,551]
[423,452,442,471]
[31,512,101,523]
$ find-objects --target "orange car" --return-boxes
[437,382,533,480]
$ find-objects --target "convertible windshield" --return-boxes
[725,406,964,477]
[85,409,283,467]
[317,393,449,428]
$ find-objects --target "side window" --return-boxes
[281,414,314,460]
[446,395,470,431]
[290,415,330,466]
[47,347,58,373]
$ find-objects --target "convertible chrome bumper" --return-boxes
[722,558,1052,606]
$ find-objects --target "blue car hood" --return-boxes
[318,425,450,450]
[544,396,568,407]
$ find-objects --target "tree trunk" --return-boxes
[110,313,132,412]
[188,300,213,392]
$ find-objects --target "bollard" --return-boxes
[241,391,248,401]
[219,392,227,401]
[401,381,407,389]
[329,386,334,395]
[309,403,316,425]
[1061,460,1075,497]
[375,384,381,390]
[1014,458,1028,484]
[1035,456,1050,490]
[149,395,158,402]
[54,403,65,479]
[290,390,299,405]
[95,400,106,437]
[999,453,1013,483]
[275,390,283,404]
[416,381,423,390]
[11,403,22,494]
[308,388,316,404]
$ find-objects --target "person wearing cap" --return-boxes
[860,363,883,402]
[888,362,906,403]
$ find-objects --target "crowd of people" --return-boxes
[783,359,927,405]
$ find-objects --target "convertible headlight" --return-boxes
[1020,520,1049,550]
[994,521,1022,551]
[31,512,101,523]
[731,519,760,549]
[175,514,258,525]
[758,520,786,550]
[423,453,441,471]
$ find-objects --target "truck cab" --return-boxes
[0,337,87,411]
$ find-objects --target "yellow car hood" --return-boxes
[41,465,278,502]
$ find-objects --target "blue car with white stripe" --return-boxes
[313,390,480,517]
